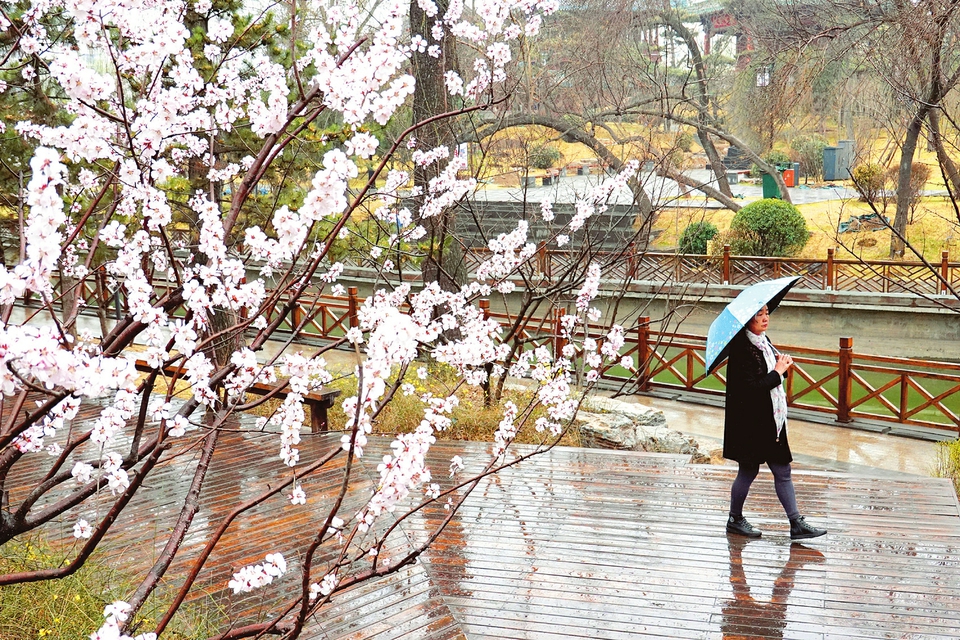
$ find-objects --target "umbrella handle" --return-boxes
[767,337,781,356]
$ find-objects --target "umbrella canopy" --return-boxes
[704,276,802,375]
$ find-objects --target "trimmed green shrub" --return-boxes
[529,145,561,170]
[678,221,719,254]
[728,198,809,257]
[851,163,886,204]
[885,162,932,220]
[676,130,695,153]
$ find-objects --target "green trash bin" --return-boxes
[761,172,781,199]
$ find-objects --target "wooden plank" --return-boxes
[6,416,960,639]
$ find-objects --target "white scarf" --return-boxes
[746,330,788,440]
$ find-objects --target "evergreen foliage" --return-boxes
[729,198,809,257]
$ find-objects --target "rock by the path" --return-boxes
[577,397,711,464]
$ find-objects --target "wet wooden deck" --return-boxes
[8,416,960,639]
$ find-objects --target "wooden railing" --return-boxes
[594,317,960,434]
[465,245,960,295]
[39,274,960,434]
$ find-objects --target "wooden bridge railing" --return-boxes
[595,316,960,435]
[464,246,960,295]
[481,306,959,434]
[38,273,960,434]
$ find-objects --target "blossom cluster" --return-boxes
[89,601,156,640]
[227,553,287,594]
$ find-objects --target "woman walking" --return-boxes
[723,305,826,540]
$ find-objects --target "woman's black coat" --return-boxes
[722,330,793,465]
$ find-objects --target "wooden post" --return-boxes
[238,276,248,321]
[941,250,949,295]
[291,299,303,330]
[837,337,853,423]
[537,242,548,277]
[722,244,731,285]
[826,247,835,291]
[637,316,650,391]
[480,299,494,404]
[309,399,328,432]
[347,286,359,329]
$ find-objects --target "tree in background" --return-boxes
[790,134,828,184]
[0,2,653,639]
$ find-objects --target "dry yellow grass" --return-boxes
[324,365,581,447]
[650,197,960,262]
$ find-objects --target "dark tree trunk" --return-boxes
[410,0,464,291]
[662,12,733,198]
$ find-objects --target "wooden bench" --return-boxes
[134,360,342,432]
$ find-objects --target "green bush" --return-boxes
[728,198,809,257]
[851,163,887,203]
[676,130,695,153]
[789,134,828,183]
[678,221,719,254]
[529,145,561,170]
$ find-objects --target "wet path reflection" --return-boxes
[721,538,824,639]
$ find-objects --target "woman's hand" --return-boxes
[774,353,794,375]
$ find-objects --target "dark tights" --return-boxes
[730,462,800,521]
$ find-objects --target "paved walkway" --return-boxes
[473,170,860,207]
[605,392,944,480]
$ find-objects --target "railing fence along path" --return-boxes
[38,271,960,434]
[463,245,960,295]
[41,245,958,318]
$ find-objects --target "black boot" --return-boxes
[790,516,827,540]
[726,514,762,538]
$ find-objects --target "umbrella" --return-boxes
[704,276,802,375]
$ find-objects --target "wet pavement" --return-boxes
[605,392,944,480]
[474,169,860,207]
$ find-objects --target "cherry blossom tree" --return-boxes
[0,1,646,638]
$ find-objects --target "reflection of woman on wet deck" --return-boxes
[721,537,824,639]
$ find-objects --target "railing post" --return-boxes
[826,247,835,291]
[553,306,566,357]
[347,286,359,329]
[238,276,248,321]
[722,244,731,285]
[941,250,949,295]
[637,316,650,391]
[479,298,490,320]
[837,337,853,423]
[291,301,303,330]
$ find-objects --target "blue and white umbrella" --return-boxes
[704,276,802,375]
